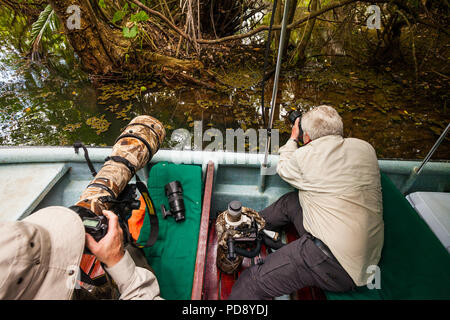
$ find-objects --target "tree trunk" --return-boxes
[273,0,283,54]
[47,0,204,81]
[369,11,405,66]
[48,0,129,74]
[294,0,318,67]
[281,0,298,58]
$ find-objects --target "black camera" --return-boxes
[288,110,304,143]
[70,184,141,243]
[288,110,302,125]
[82,215,108,242]
[161,181,185,222]
[70,205,109,242]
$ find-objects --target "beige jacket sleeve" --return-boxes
[276,138,305,190]
[105,250,163,300]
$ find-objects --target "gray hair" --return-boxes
[301,105,343,140]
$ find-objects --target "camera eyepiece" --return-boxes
[288,110,304,143]
[288,110,302,125]
[161,181,185,222]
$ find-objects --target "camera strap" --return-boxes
[115,133,154,159]
[135,174,159,248]
[78,265,108,287]
[104,156,159,248]
[124,122,161,150]
[73,142,97,177]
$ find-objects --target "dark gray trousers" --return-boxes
[228,191,356,300]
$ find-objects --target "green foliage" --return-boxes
[30,5,55,45]
[98,0,106,9]
[130,11,149,23]
[112,5,148,39]
[123,25,138,38]
[112,3,129,23]
[30,4,59,61]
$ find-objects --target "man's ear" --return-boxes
[303,132,311,144]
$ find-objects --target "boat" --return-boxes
[1,146,449,300]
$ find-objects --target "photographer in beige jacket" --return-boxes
[230,105,384,299]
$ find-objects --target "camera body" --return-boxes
[288,110,304,143]
[70,205,108,242]
[82,216,108,242]
[288,110,302,125]
[71,183,142,243]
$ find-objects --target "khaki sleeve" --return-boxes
[276,138,305,190]
[105,250,163,300]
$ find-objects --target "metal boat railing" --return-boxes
[401,122,450,194]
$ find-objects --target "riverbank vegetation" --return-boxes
[0,1,448,158]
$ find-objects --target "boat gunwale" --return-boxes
[1,146,449,166]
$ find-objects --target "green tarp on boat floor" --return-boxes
[137,162,202,300]
[326,173,450,300]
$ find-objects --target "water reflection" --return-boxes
[0,9,448,159]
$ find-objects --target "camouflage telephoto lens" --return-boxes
[74,115,165,215]
[164,181,185,222]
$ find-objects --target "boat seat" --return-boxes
[137,162,203,300]
[0,163,69,221]
[325,173,450,300]
[406,192,450,253]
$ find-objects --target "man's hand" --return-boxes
[290,117,300,142]
[85,210,125,268]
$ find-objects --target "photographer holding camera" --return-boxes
[229,105,384,299]
[0,115,167,300]
[0,206,162,300]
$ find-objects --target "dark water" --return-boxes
[0,34,449,159]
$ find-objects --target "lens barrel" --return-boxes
[75,116,165,215]
[164,181,185,222]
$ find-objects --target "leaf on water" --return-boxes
[86,115,111,135]
[353,116,371,122]
[114,103,132,120]
[63,123,81,132]
[39,92,53,98]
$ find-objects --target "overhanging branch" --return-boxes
[129,0,385,45]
